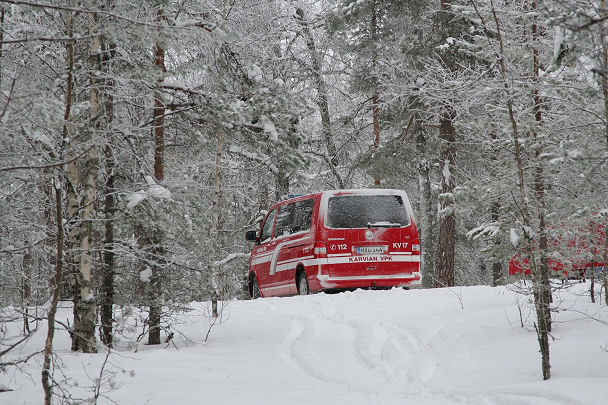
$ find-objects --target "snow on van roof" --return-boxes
[322,188,405,196]
[281,189,406,201]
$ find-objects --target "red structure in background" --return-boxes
[508,219,607,279]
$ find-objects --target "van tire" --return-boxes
[250,274,261,299]
[297,271,310,295]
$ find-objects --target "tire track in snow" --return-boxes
[444,389,591,405]
[278,302,438,399]
[279,315,367,388]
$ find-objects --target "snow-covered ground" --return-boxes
[2,282,608,404]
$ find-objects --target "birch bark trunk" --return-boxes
[72,7,100,353]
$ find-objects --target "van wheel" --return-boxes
[251,274,261,299]
[297,272,310,295]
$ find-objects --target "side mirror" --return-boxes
[245,230,258,242]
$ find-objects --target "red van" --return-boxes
[245,189,421,298]
[508,220,607,279]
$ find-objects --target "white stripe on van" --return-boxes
[269,236,312,275]
[273,256,419,273]
[275,255,315,273]
[322,273,420,281]
[251,253,273,266]
[325,255,420,264]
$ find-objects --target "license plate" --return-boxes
[357,246,385,255]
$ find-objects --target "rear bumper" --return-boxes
[311,272,422,290]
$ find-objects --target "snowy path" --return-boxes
[2,284,608,404]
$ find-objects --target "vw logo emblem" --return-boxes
[365,230,374,240]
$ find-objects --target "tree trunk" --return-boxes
[43,168,57,294]
[371,1,381,186]
[435,110,457,288]
[599,0,608,307]
[0,6,4,87]
[602,224,608,305]
[490,131,503,286]
[0,5,5,88]
[64,4,80,342]
[434,0,457,288]
[148,7,167,346]
[210,130,222,318]
[42,179,64,405]
[491,201,503,286]
[275,171,289,201]
[530,2,551,380]
[416,129,436,288]
[100,41,116,347]
[72,8,101,353]
[485,0,550,379]
[41,7,73,375]
[590,273,595,303]
[22,243,32,334]
[600,0,608,149]
[295,8,338,168]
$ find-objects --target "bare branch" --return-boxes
[0,144,93,172]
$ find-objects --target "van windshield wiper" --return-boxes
[367,222,402,228]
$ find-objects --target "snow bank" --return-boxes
[2,283,607,404]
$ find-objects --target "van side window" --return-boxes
[260,209,277,243]
[274,204,294,238]
[291,199,314,233]
[274,199,314,238]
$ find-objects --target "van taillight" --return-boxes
[313,242,327,257]
[412,244,420,251]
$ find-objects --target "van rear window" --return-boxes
[327,195,409,229]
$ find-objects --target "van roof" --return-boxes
[277,189,407,205]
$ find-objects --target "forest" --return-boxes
[1,0,607,402]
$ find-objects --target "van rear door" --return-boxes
[321,191,419,280]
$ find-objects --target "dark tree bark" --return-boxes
[473,0,551,379]
[100,41,116,347]
[210,130,222,318]
[603,224,608,306]
[600,0,608,149]
[434,0,457,288]
[42,8,74,382]
[0,6,4,87]
[22,243,32,334]
[599,0,608,307]
[371,0,381,186]
[42,180,64,405]
[435,109,457,288]
[491,201,503,286]
[530,1,551,380]
[490,131,503,286]
[148,7,167,346]
[275,171,289,201]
